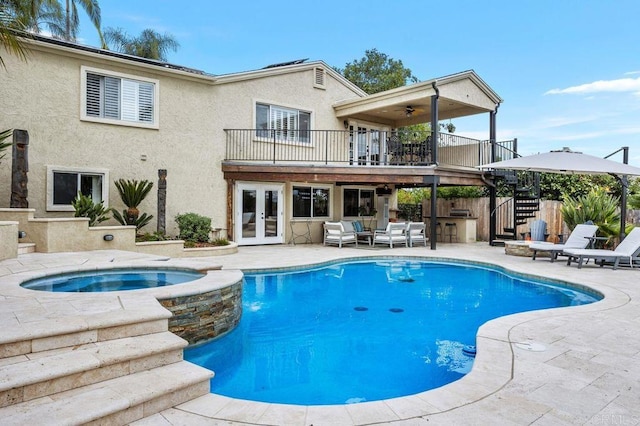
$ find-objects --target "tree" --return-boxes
[337,48,418,94]
[104,27,179,61]
[1,0,104,47]
[57,0,103,46]
[0,1,31,67]
[0,129,12,162]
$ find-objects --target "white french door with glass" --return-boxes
[236,182,284,245]
[348,121,388,166]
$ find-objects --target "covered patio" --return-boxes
[223,70,514,248]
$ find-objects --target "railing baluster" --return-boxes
[223,128,515,168]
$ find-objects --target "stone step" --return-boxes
[0,361,214,425]
[0,331,187,407]
[0,301,172,358]
[17,243,35,254]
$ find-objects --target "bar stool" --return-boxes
[426,220,443,242]
[444,222,458,243]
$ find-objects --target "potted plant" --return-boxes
[358,205,378,230]
[111,179,154,231]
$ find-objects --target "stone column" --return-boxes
[157,169,167,234]
[10,129,29,208]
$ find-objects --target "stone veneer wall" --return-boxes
[159,280,242,345]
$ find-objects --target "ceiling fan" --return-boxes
[395,105,424,117]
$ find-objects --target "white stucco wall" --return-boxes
[0,41,364,238]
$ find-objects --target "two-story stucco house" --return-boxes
[1,35,516,248]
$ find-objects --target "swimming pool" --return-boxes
[21,268,205,292]
[185,258,601,405]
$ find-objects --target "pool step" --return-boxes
[0,331,187,407]
[0,360,213,425]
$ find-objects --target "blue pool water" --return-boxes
[184,259,600,405]
[21,268,204,292]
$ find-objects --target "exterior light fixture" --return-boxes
[18,231,27,239]
[103,234,114,242]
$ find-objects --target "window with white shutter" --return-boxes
[255,103,311,143]
[81,66,158,128]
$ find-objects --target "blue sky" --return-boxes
[79,0,640,166]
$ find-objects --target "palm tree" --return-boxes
[0,1,31,68]
[3,0,104,46]
[0,129,13,163]
[104,27,179,61]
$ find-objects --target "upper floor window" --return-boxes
[256,103,310,143]
[81,66,159,128]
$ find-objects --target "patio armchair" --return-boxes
[530,223,599,262]
[373,222,407,248]
[323,222,357,248]
[564,227,640,269]
[406,222,428,247]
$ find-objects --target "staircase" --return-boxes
[0,303,213,425]
[493,171,541,244]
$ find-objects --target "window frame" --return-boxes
[343,187,376,217]
[292,184,331,219]
[255,101,312,144]
[46,165,109,212]
[80,66,159,129]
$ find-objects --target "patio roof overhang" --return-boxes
[333,70,502,127]
[222,163,486,187]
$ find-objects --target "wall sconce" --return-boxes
[18,231,26,239]
[103,234,114,242]
[343,120,349,129]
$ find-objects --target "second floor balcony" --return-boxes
[224,129,517,169]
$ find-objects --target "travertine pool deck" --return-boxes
[1,244,639,425]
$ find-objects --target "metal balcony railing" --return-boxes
[224,129,514,168]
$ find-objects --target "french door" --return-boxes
[236,183,284,245]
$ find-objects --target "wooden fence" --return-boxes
[421,198,640,242]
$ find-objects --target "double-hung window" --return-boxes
[82,66,158,128]
[292,186,330,218]
[256,103,310,143]
[47,166,109,211]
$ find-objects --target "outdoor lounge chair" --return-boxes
[373,222,407,248]
[564,227,640,269]
[530,223,599,262]
[323,222,357,248]
[406,222,428,247]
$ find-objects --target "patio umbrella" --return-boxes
[479,148,640,176]
[478,147,640,241]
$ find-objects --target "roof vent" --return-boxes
[314,67,326,89]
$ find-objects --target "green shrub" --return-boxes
[136,231,168,242]
[561,188,621,246]
[72,193,110,227]
[175,212,211,242]
[212,238,230,246]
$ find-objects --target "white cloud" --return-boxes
[545,77,640,96]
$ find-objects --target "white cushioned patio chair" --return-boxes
[323,222,357,248]
[406,222,428,247]
[564,227,640,270]
[373,222,407,248]
[530,223,599,262]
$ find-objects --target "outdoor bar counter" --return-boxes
[424,216,478,243]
